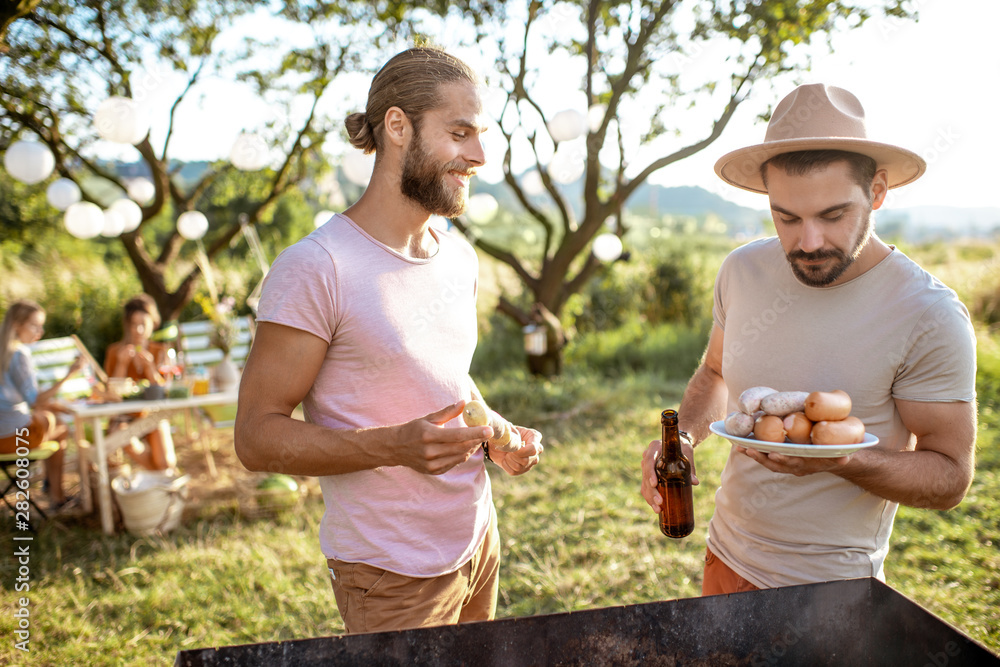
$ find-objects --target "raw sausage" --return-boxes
[753,414,785,443]
[463,400,523,452]
[782,412,813,444]
[760,391,810,417]
[811,416,865,445]
[725,410,756,438]
[804,390,853,422]
[738,386,778,414]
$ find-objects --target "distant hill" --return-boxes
[629,183,767,234]
[879,206,1000,242]
[472,177,769,235]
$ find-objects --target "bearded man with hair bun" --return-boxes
[236,47,544,633]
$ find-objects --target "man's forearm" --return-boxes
[836,445,973,510]
[235,412,394,476]
[678,363,729,445]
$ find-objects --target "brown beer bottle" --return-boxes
[655,409,695,538]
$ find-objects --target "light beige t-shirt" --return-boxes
[709,237,977,589]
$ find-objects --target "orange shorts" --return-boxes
[0,411,51,454]
[702,546,761,596]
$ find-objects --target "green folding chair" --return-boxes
[1,440,61,531]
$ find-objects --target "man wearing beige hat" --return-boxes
[640,84,977,595]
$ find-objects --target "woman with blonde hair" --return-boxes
[0,299,84,508]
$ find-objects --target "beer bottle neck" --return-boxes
[661,410,682,459]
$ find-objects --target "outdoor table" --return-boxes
[64,390,238,535]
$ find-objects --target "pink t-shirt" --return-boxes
[256,214,492,577]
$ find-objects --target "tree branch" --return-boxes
[618,53,762,203]
[162,58,207,160]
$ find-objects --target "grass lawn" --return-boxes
[2,347,997,665]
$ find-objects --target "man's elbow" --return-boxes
[936,480,973,511]
[233,416,266,472]
[931,471,974,511]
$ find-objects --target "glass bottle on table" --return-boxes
[160,347,177,393]
[192,367,210,395]
[655,408,695,538]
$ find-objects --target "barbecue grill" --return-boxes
[174,577,998,666]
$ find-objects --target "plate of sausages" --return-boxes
[709,420,879,458]
[708,387,879,458]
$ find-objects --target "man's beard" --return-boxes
[400,132,472,218]
[786,212,873,287]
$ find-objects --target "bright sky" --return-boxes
[651,0,1000,211]
[130,0,999,212]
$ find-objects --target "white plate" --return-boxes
[709,420,879,458]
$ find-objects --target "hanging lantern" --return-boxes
[177,210,209,240]
[313,210,335,228]
[523,324,547,356]
[465,193,499,224]
[64,202,104,239]
[46,178,81,210]
[587,104,607,133]
[548,148,585,185]
[342,151,375,186]
[230,132,270,171]
[592,233,624,262]
[3,140,55,185]
[547,109,587,143]
[101,208,126,237]
[520,170,545,197]
[126,177,156,205]
[94,96,150,145]
[110,198,143,233]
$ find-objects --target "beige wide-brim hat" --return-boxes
[714,83,927,194]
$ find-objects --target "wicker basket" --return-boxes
[236,474,306,519]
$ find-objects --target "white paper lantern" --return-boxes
[94,96,150,145]
[313,210,335,228]
[64,202,104,239]
[177,210,209,240]
[46,178,81,210]
[110,198,143,233]
[592,233,624,262]
[126,177,156,205]
[547,109,587,143]
[548,148,585,185]
[342,151,375,186]
[101,208,126,237]
[4,140,55,185]
[587,104,607,133]
[521,170,545,197]
[230,132,270,171]
[465,193,499,224]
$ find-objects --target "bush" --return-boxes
[566,319,708,380]
[0,248,141,364]
[570,236,730,336]
[471,311,525,378]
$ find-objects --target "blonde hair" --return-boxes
[345,46,480,155]
[0,299,44,375]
